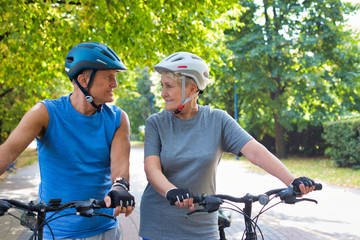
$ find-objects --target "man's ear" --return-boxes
[77,73,88,88]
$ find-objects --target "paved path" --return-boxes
[1,147,359,240]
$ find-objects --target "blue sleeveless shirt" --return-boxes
[37,94,121,239]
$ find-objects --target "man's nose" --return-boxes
[111,78,118,88]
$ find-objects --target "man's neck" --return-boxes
[70,92,97,116]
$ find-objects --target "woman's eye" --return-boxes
[161,84,172,89]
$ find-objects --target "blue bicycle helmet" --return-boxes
[64,42,127,112]
[65,42,127,78]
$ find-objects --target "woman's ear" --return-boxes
[189,83,198,95]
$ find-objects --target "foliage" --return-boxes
[0,0,238,143]
[216,0,360,158]
[256,123,326,156]
[115,67,160,140]
[323,118,360,170]
[2,0,360,163]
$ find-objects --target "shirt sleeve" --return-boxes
[144,116,161,158]
[220,110,253,156]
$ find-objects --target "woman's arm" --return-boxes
[144,155,194,210]
[240,139,314,195]
[144,155,176,197]
[240,139,295,186]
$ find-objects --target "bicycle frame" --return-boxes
[219,197,258,240]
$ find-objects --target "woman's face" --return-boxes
[160,74,183,111]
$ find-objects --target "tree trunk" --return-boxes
[273,113,287,159]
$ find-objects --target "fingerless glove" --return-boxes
[107,185,135,208]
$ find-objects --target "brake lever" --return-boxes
[282,195,318,204]
[296,198,318,204]
[186,195,223,217]
[186,208,208,217]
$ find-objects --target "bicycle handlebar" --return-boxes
[0,198,114,220]
[188,183,322,216]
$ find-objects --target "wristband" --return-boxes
[165,187,177,198]
[113,177,130,191]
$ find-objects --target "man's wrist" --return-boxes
[113,177,130,191]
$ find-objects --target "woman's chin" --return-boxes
[164,105,177,112]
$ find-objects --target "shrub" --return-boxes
[323,118,360,170]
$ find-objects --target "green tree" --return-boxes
[222,0,360,158]
[0,0,237,142]
[115,67,159,140]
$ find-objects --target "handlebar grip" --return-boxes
[314,183,322,191]
[93,200,107,208]
[192,195,204,204]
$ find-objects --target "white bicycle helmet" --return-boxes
[154,52,210,90]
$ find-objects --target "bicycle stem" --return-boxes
[37,210,46,240]
[243,199,256,240]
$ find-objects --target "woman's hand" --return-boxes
[166,188,195,211]
[291,176,316,196]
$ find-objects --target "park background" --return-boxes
[1,0,359,187]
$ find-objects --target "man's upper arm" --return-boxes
[0,102,49,168]
[112,110,130,153]
[110,110,131,181]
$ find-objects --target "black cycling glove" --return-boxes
[166,188,193,205]
[107,185,135,208]
[290,176,315,193]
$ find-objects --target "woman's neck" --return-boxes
[176,103,199,119]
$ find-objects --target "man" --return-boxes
[0,42,135,239]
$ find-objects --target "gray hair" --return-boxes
[162,71,197,88]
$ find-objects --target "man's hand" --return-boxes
[105,184,135,217]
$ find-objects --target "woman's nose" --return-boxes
[161,88,167,98]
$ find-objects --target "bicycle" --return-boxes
[0,198,115,240]
[187,183,322,240]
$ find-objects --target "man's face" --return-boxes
[88,69,118,105]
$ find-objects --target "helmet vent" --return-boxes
[191,55,202,61]
[107,47,121,61]
[80,45,95,49]
[66,57,74,63]
[170,56,183,62]
[101,51,115,61]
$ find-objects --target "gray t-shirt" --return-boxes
[139,105,253,240]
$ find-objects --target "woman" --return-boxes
[139,52,315,240]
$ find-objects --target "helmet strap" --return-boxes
[86,70,97,90]
[173,76,199,115]
[74,69,102,112]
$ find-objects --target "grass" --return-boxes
[130,141,144,148]
[2,145,359,189]
[223,153,360,189]
[0,148,38,183]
